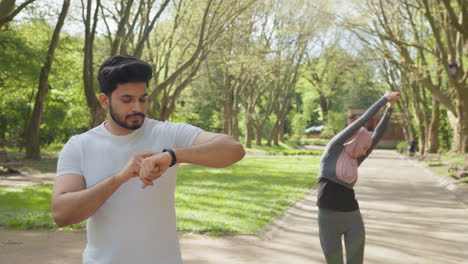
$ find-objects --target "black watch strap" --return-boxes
[163,148,177,167]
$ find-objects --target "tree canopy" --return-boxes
[0,0,466,158]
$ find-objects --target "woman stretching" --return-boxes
[317,91,400,264]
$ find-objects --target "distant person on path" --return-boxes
[409,140,417,157]
[51,55,245,264]
[316,91,400,264]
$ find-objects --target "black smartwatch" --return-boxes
[163,148,177,167]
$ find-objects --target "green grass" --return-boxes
[414,152,468,184]
[458,177,468,184]
[0,157,319,234]
[0,183,85,230]
[244,138,328,155]
[244,141,301,154]
[5,143,64,156]
[0,184,53,229]
[175,157,318,235]
[265,149,324,156]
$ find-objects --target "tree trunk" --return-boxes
[0,0,35,28]
[421,0,467,153]
[454,102,468,153]
[446,110,459,152]
[447,92,468,153]
[110,0,134,56]
[397,101,416,144]
[267,118,279,146]
[318,91,329,123]
[90,104,107,127]
[277,119,284,144]
[426,97,440,153]
[232,102,240,142]
[255,124,262,146]
[83,0,104,128]
[0,0,15,19]
[0,111,6,147]
[222,67,232,135]
[456,88,468,153]
[245,110,253,148]
[462,93,468,153]
[419,129,426,156]
[25,0,70,159]
[133,0,171,58]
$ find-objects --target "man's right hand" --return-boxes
[114,152,157,185]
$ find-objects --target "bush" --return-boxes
[396,141,408,154]
[301,138,329,146]
[291,114,307,141]
[322,112,347,137]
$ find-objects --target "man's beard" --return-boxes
[109,101,145,130]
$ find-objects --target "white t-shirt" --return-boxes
[56,119,203,264]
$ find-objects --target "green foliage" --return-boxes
[300,87,322,127]
[171,80,223,132]
[291,113,307,141]
[0,19,88,148]
[342,60,382,109]
[322,111,346,137]
[0,22,47,148]
[302,44,384,139]
[396,141,408,154]
[438,108,453,151]
[41,34,88,144]
[0,0,457,162]
[0,30,43,80]
[300,138,329,146]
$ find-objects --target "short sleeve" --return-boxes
[56,135,83,177]
[167,122,203,148]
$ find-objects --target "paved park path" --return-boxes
[1,150,468,263]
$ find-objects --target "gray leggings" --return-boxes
[318,208,365,264]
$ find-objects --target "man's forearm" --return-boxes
[174,135,245,168]
[52,175,124,227]
[372,106,393,144]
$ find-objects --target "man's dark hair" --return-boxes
[97,55,153,95]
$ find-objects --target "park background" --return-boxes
[0,0,467,235]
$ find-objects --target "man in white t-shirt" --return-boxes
[51,55,245,264]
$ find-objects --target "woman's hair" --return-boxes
[97,55,153,95]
